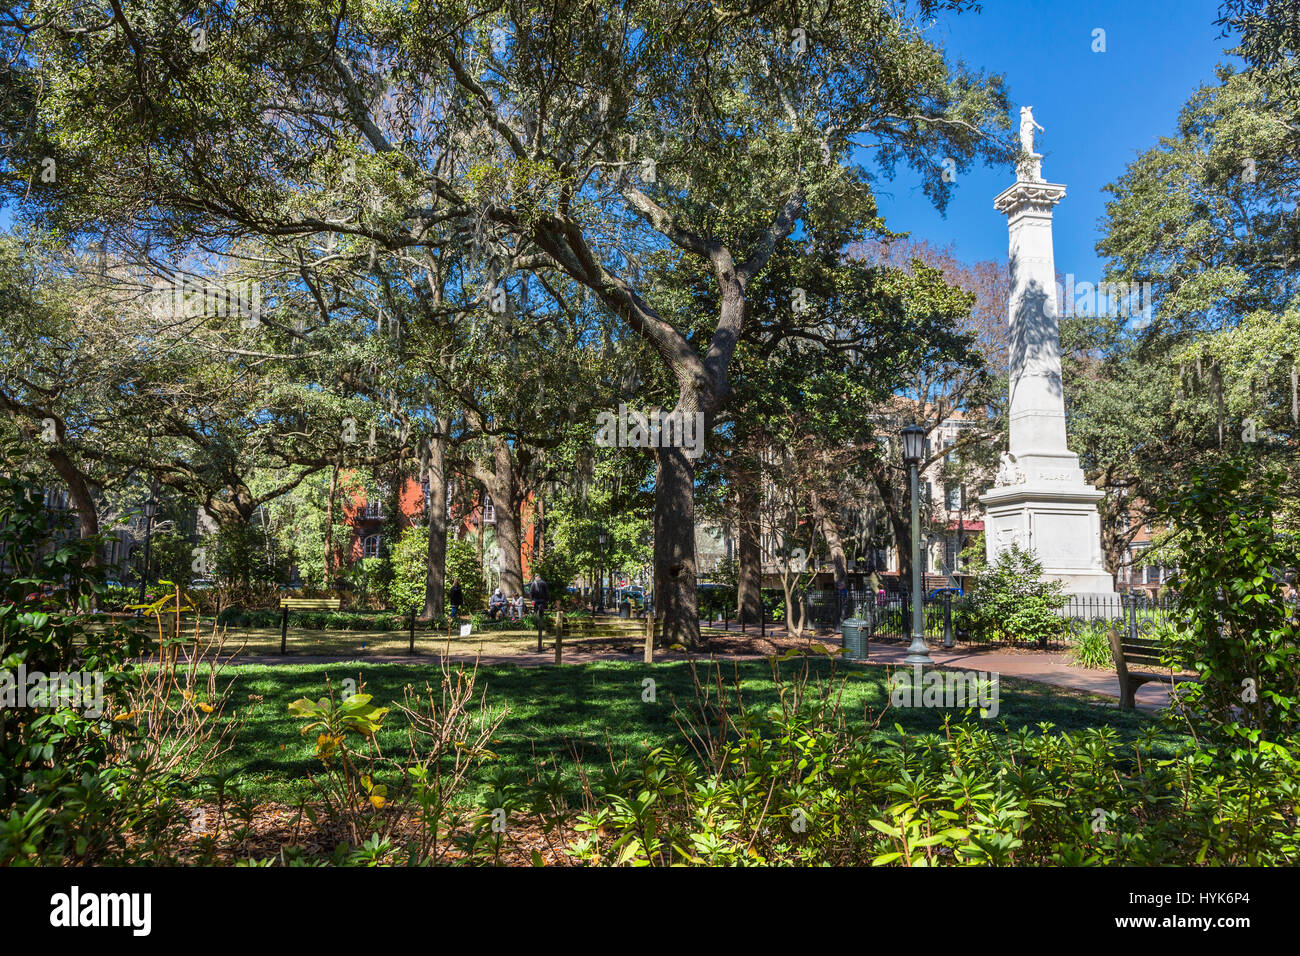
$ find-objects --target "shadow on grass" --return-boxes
[209,658,1181,805]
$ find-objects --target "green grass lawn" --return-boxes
[201,657,1178,806]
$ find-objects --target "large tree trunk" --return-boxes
[735,474,762,625]
[47,448,100,551]
[653,443,699,647]
[421,425,448,620]
[322,460,339,587]
[814,492,848,591]
[890,508,911,585]
[475,440,524,598]
[869,461,911,587]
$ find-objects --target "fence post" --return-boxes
[643,614,654,663]
[537,605,544,654]
[554,609,563,665]
[280,605,289,655]
[1126,593,1138,645]
[409,606,416,654]
[943,592,954,648]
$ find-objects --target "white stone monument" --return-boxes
[980,109,1117,597]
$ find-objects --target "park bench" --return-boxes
[279,597,342,654]
[552,612,658,664]
[1107,626,1178,710]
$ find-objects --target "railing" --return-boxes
[803,588,1179,650]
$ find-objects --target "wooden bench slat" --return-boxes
[280,598,342,609]
[1121,655,1167,668]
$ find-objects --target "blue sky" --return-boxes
[868,0,1239,282]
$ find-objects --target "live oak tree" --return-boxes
[1068,63,1300,569]
[3,0,1011,643]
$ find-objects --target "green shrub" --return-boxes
[0,475,175,863]
[1161,457,1300,743]
[965,543,1068,646]
[97,582,139,612]
[1068,621,1115,670]
[446,536,487,612]
[388,525,429,613]
[565,659,1298,866]
[214,607,411,631]
[532,548,580,596]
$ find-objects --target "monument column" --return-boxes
[979,109,1117,598]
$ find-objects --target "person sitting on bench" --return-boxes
[488,588,507,620]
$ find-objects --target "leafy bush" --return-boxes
[1161,458,1300,743]
[964,543,1068,646]
[96,582,139,612]
[531,548,580,597]
[565,659,1298,866]
[215,608,408,631]
[0,475,244,863]
[697,585,736,621]
[388,525,429,613]
[446,536,487,612]
[1068,621,1115,670]
[213,520,283,590]
[286,660,507,863]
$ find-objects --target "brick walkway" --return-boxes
[859,641,1173,711]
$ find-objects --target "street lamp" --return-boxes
[900,425,932,665]
[597,531,608,613]
[138,484,159,604]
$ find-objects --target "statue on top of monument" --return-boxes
[1018,106,1044,181]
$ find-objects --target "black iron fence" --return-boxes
[801,588,1179,650]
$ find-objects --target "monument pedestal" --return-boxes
[980,114,1116,599]
[981,454,1116,596]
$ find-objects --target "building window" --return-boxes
[363,534,382,559]
[945,484,963,511]
[364,498,384,519]
[483,494,496,525]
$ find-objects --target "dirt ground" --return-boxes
[170,800,580,866]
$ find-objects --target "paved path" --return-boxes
[859,641,1173,711]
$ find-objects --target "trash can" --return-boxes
[619,600,631,619]
[841,617,870,660]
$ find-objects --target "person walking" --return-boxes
[528,572,550,620]
[448,579,463,622]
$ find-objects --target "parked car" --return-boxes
[927,586,963,599]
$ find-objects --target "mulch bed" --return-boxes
[170,800,580,866]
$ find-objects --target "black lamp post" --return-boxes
[900,425,932,665]
[138,485,159,604]
[597,531,608,612]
